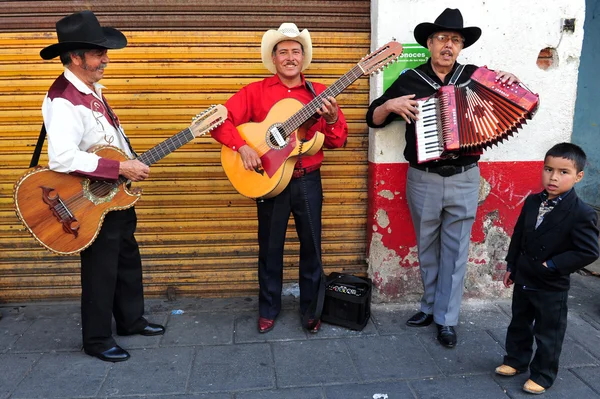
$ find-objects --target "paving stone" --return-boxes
[487,327,598,369]
[323,381,414,399]
[189,343,274,393]
[273,339,358,387]
[458,304,511,331]
[567,313,600,360]
[161,311,234,346]
[370,306,435,336]
[134,394,232,399]
[9,317,82,352]
[493,368,600,398]
[235,387,323,399]
[410,374,509,399]
[345,335,441,381]
[570,366,600,395]
[419,329,506,376]
[100,347,194,397]
[11,352,109,398]
[0,316,34,353]
[0,353,42,399]
[234,310,307,343]
[307,317,378,339]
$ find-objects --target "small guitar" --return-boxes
[14,104,227,255]
[221,41,404,199]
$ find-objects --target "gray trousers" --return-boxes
[406,165,480,326]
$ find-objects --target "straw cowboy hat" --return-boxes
[40,10,127,60]
[413,8,481,49]
[261,23,312,74]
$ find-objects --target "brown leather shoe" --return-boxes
[307,319,321,333]
[523,379,545,394]
[258,317,275,333]
[495,364,518,376]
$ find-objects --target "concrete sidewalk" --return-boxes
[1,273,599,399]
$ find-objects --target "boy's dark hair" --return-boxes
[545,142,587,172]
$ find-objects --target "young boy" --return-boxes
[495,142,599,394]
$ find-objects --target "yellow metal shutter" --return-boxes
[0,1,370,301]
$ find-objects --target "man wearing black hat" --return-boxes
[40,10,165,362]
[366,8,520,348]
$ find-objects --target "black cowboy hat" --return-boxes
[40,10,127,60]
[414,8,481,49]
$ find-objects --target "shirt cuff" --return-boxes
[546,259,556,269]
[230,137,247,152]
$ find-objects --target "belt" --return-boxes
[292,163,321,179]
[411,162,477,177]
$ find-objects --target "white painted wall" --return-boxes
[369,0,586,163]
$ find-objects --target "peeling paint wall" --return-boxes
[368,0,585,302]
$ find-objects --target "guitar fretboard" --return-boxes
[281,64,364,135]
[116,127,196,185]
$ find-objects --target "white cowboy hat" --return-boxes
[261,23,312,74]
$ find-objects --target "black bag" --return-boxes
[320,272,372,331]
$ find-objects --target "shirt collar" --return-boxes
[265,73,307,89]
[63,68,105,98]
[540,188,572,206]
[422,59,462,85]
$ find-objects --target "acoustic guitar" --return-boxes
[220,41,403,199]
[13,104,227,255]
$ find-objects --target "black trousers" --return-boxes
[80,207,147,353]
[256,170,323,319]
[504,285,569,388]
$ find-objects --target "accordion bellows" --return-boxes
[415,66,540,163]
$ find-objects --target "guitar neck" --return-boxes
[116,127,196,185]
[283,64,364,133]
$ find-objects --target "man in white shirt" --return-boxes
[40,10,164,362]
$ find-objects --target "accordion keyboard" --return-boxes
[415,97,443,162]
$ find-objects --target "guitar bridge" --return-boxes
[40,186,79,237]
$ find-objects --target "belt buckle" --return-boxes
[437,165,456,177]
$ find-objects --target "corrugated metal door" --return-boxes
[0,1,370,301]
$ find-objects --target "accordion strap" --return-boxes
[411,63,466,90]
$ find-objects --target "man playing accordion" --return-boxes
[366,8,520,348]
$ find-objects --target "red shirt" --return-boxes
[211,74,348,169]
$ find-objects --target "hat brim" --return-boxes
[261,29,312,74]
[40,27,127,60]
[414,22,481,49]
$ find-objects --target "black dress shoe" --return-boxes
[139,323,165,336]
[437,324,457,348]
[85,345,130,362]
[406,311,434,327]
[117,323,166,336]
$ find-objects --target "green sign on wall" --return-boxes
[383,43,430,91]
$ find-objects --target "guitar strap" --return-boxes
[29,98,137,168]
[411,63,465,90]
[29,124,46,167]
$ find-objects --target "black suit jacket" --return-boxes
[506,189,599,291]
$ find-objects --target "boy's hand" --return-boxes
[503,271,514,288]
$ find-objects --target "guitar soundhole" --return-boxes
[266,124,289,150]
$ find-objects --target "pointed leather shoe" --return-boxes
[138,323,165,336]
[307,319,321,334]
[406,311,434,327]
[258,317,275,333]
[117,323,165,336]
[436,324,457,348]
[85,345,130,362]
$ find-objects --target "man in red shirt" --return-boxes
[211,23,348,333]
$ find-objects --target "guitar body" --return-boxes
[220,98,325,199]
[14,146,140,255]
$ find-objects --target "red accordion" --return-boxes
[415,66,540,163]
